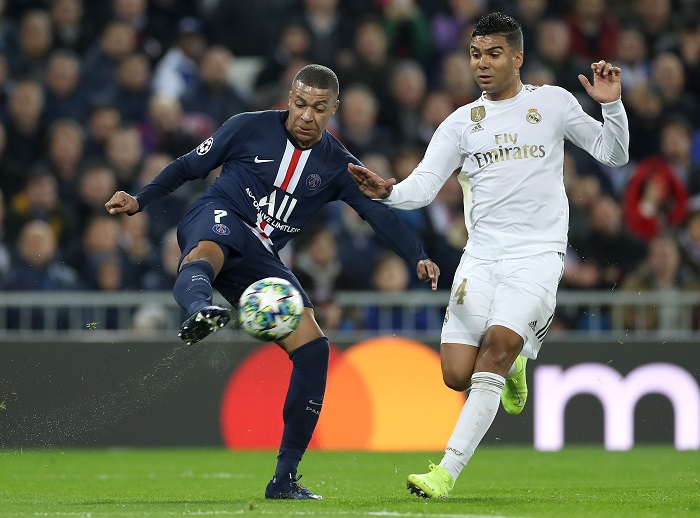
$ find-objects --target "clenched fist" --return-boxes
[105,191,139,215]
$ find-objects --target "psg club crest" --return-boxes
[212,223,230,235]
[197,137,214,155]
[306,173,321,190]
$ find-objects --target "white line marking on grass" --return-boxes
[182,512,246,515]
[369,513,513,518]
[257,512,518,518]
[178,471,252,479]
[32,511,524,517]
[33,511,248,516]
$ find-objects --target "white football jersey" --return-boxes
[384,84,629,260]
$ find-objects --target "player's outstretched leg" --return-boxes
[501,355,528,415]
[407,464,455,499]
[178,305,231,345]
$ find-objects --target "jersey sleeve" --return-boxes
[363,204,429,267]
[563,94,629,167]
[383,119,465,209]
[135,114,247,210]
[338,160,430,267]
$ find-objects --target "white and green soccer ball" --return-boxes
[238,277,304,341]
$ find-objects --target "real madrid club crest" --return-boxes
[526,108,542,124]
[471,106,486,122]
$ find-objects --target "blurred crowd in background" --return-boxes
[2,0,700,333]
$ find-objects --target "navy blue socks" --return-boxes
[173,260,215,316]
[273,336,330,481]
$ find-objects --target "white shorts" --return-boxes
[441,251,564,359]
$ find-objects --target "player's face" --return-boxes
[470,34,524,101]
[286,81,339,148]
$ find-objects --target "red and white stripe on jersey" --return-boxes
[247,219,274,253]
[259,217,271,239]
[256,140,310,242]
[274,140,312,194]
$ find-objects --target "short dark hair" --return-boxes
[472,12,523,52]
[292,64,340,99]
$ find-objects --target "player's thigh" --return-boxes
[440,342,479,391]
[180,240,226,274]
[489,252,563,360]
[216,242,312,310]
[212,233,320,354]
[441,254,496,347]
[177,198,243,273]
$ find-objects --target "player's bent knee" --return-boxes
[439,342,477,391]
[180,241,226,274]
[444,378,471,392]
[442,368,472,392]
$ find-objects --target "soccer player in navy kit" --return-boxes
[105,64,439,500]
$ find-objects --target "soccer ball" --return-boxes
[238,277,304,341]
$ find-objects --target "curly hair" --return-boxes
[471,12,523,52]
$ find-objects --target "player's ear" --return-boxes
[331,99,339,115]
[287,90,293,107]
[514,50,524,71]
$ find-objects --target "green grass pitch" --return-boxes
[1,447,698,517]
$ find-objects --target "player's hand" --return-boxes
[578,60,622,104]
[105,190,139,215]
[348,163,396,199]
[417,258,440,290]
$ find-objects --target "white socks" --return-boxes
[440,371,505,480]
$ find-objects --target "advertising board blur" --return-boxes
[0,338,697,450]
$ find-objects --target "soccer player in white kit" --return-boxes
[348,12,629,498]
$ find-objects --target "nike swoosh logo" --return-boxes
[514,390,524,407]
[254,156,274,163]
[308,399,322,406]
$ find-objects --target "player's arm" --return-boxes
[566,60,629,167]
[365,203,440,290]
[342,174,440,290]
[105,156,199,215]
[348,123,463,209]
[105,115,245,215]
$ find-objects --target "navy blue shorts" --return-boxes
[176,196,311,308]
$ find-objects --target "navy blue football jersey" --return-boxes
[177,110,383,252]
[137,110,428,265]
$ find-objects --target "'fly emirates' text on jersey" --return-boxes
[383,85,629,260]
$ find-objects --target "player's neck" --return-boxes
[483,80,523,102]
[291,135,321,149]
